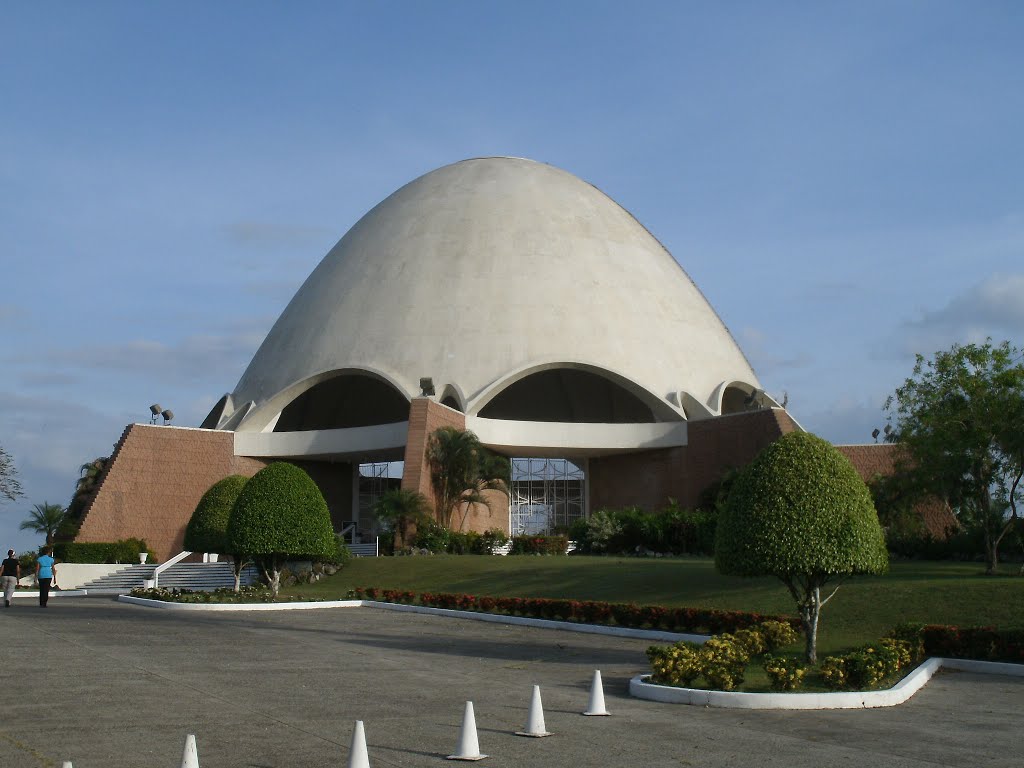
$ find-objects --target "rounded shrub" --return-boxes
[716,432,887,579]
[716,431,888,660]
[226,462,335,594]
[185,475,249,553]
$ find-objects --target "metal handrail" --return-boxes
[152,550,192,589]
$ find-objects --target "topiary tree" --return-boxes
[226,462,335,597]
[185,475,250,591]
[715,431,888,662]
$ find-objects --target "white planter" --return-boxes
[144,579,156,589]
[139,553,148,564]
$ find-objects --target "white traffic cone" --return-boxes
[180,734,200,768]
[347,720,370,768]
[447,701,488,761]
[516,684,552,737]
[582,670,610,716]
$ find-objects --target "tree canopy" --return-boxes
[226,462,335,596]
[716,431,888,661]
[0,445,23,504]
[185,475,249,554]
[884,339,1024,574]
[427,427,510,529]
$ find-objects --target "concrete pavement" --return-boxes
[1,599,1019,768]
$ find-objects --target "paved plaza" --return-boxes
[1,598,1020,768]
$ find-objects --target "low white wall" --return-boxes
[19,563,128,589]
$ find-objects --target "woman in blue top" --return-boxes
[35,546,57,607]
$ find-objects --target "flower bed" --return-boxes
[350,587,798,634]
[128,585,327,604]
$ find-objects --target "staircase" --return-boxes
[81,562,259,594]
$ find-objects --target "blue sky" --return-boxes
[2,2,1022,552]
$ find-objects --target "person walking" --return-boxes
[2,550,19,607]
[35,547,57,607]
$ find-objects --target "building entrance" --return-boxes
[509,458,586,535]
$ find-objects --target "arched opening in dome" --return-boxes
[274,374,410,432]
[200,394,231,430]
[439,384,464,412]
[478,368,658,423]
[720,385,754,415]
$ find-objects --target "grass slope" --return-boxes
[292,556,1024,654]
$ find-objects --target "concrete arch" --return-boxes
[439,383,466,412]
[236,366,411,433]
[469,360,683,423]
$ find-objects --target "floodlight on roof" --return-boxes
[872,428,881,442]
[149,403,162,423]
[161,409,174,425]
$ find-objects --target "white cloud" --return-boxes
[893,273,1024,357]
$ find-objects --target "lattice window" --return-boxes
[509,458,586,535]
[357,461,403,539]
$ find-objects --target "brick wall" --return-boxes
[836,443,958,538]
[401,398,467,506]
[589,409,799,511]
[400,399,510,534]
[75,424,266,561]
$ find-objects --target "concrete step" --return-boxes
[81,562,259,594]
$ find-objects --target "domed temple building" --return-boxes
[73,158,939,560]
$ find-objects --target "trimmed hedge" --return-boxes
[510,534,568,555]
[226,462,335,560]
[185,475,249,553]
[349,587,798,634]
[570,504,717,556]
[57,539,157,564]
[897,622,1024,663]
[716,432,888,581]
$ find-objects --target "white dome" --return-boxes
[224,157,760,434]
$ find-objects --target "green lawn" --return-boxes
[290,556,1024,654]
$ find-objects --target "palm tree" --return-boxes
[427,427,510,530]
[374,489,431,549]
[19,502,67,546]
[65,456,109,523]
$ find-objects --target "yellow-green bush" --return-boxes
[758,619,799,652]
[762,654,807,691]
[733,628,767,656]
[700,634,750,691]
[646,642,703,687]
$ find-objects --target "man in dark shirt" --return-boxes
[1,549,20,607]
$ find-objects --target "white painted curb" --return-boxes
[118,596,362,611]
[116,594,705,642]
[12,590,88,598]
[361,600,705,643]
[629,655,1024,709]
